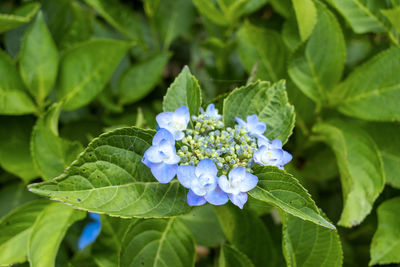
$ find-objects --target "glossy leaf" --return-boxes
[248,166,335,229]
[118,53,170,105]
[223,80,295,144]
[28,203,85,267]
[370,197,400,265]
[333,47,400,121]
[0,116,38,182]
[313,120,385,227]
[19,12,58,107]
[28,127,191,218]
[0,183,38,218]
[163,66,202,116]
[57,39,131,110]
[282,213,343,267]
[119,218,195,267]
[292,0,317,41]
[236,21,287,82]
[0,3,40,34]
[288,1,346,104]
[382,6,400,33]
[0,50,36,115]
[219,244,255,267]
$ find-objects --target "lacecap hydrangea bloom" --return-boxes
[142,104,292,209]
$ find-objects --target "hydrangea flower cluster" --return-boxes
[142,105,292,209]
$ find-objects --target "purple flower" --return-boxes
[156,106,190,140]
[253,138,292,169]
[200,104,222,120]
[235,114,266,137]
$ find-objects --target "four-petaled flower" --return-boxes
[156,106,190,140]
[218,166,258,209]
[177,159,228,206]
[142,129,180,183]
[200,104,222,120]
[253,136,292,169]
[235,114,266,137]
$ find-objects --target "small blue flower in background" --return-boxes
[177,159,228,206]
[235,114,266,137]
[218,166,258,209]
[78,213,101,250]
[156,106,190,140]
[200,104,222,120]
[254,137,292,169]
[142,129,180,183]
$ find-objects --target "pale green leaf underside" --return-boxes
[282,213,343,267]
[0,2,40,34]
[120,218,195,267]
[370,197,400,265]
[28,127,190,218]
[223,80,295,144]
[248,166,335,230]
[219,244,255,267]
[313,120,385,227]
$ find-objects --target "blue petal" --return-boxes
[229,166,246,181]
[174,105,190,119]
[257,135,270,147]
[88,212,100,223]
[187,190,206,206]
[151,163,177,183]
[177,165,196,188]
[205,186,228,205]
[218,175,233,194]
[78,221,101,250]
[174,131,185,141]
[190,178,207,196]
[143,146,163,163]
[229,192,248,209]
[253,146,268,165]
[195,158,217,178]
[239,172,258,192]
[152,128,175,146]
[156,112,173,130]
[246,114,259,124]
[235,117,246,127]
[271,139,282,149]
[281,150,293,165]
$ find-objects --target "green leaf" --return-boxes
[0,183,38,218]
[118,53,170,105]
[28,127,191,218]
[248,166,336,229]
[215,204,281,267]
[363,122,400,189]
[0,116,38,182]
[154,0,196,49]
[370,197,400,265]
[0,2,40,34]
[382,6,400,33]
[178,205,225,247]
[19,12,58,108]
[31,104,83,180]
[236,21,287,82]
[288,1,346,104]
[219,244,255,267]
[163,66,202,116]
[327,0,386,34]
[333,47,400,121]
[193,0,228,26]
[292,0,317,41]
[282,213,343,267]
[0,50,36,115]
[0,200,49,266]
[28,203,85,267]
[312,120,385,227]
[223,80,295,144]
[57,39,131,110]
[119,218,195,267]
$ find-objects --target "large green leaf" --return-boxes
[333,47,400,121]
[219,244,255,267]
[179,205,225,247]
[248,166,335,229]
[0,183,38,218]
[223,80,295,144]
[0,50,36,115]
[57,39,131,110]
[282,213,343,267]
[0,116,38,182]
[0,200,49,266]
[163,66,202,116]
[28,203,85,267]
[313,120,385,227]
[292,0,317,41]
[0,2,40,34]
[28,127,191,218]
[382,6,400,33]
[370,197,400,265]
[215,204,282,267]
[119,218,195,267]
[19,12,58,107]
[236,21,287,82]
[288,1,346,104]
[193,0,228,26]
[31,104,83,180]
[118,53,170,105]
[327,0,386,33]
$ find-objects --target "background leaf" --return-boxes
[0,2,40,34]
[292,0,317,41]
[0,182,38,218]
[219,244,255,267]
